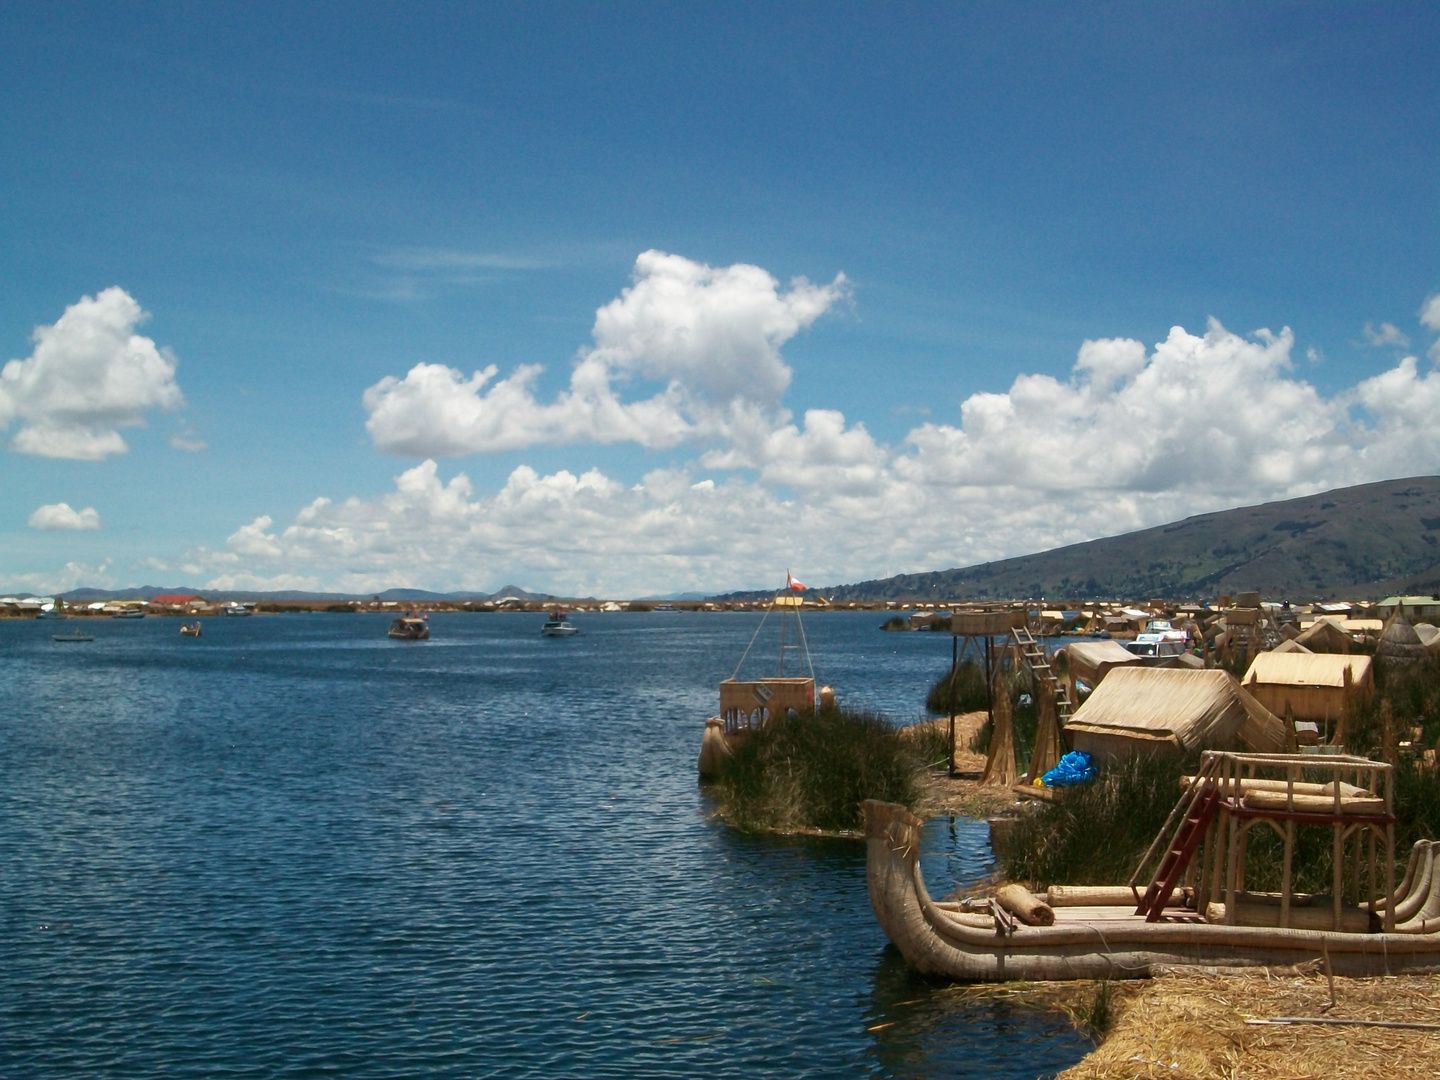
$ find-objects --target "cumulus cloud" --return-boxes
[363,250,848,455]
[1363,321,1410,348]
[1422,293,1440,361]
[194,307,1440,596]
[28,503,101,530]
[0,288,184,459]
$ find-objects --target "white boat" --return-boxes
[112,608,145,619]
[180,622,203,637]
[52,630,94,643]
[222,603,253,617]
[1124,619,1190,660]
[540,610,578,636]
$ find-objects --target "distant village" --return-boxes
[3,590,1439,630]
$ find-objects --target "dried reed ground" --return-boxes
[1059,969,1440,1080]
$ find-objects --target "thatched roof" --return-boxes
[1270,637,1312,654]
[1243,651,1372,689]
[1294,616,1355,653]
[1060,639,1142,675]
[1379,606,1430,664]
[1065,667,1287,760]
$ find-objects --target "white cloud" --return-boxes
[28,503,101,531]
[362,250,848,456]
[196,307,1440,597]
[169,428,207,452]
[3,558,112,593]
[1422,293,1440,361]
[1363,321,1410,348]
[0,288,184,459]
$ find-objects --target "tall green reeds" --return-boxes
[998,754,1193,886]
[710,707,931,833]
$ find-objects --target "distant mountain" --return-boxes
[770,476,1440,603]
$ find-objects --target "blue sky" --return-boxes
[2,4,1438,596]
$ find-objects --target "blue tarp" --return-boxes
[1042,751,1097,787]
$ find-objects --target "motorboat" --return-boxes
[388,613,429,640]
[222,603,254,617]
[52,630,94,643]
[1124,618,1190,661]
[864,751,1440,982]
[540,609,578,637]
[180,622,203,637]
[112,607,146,619]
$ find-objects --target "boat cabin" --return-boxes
[719,676,815,736]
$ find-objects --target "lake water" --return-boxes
[0,612,1091,1078]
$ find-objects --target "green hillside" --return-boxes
[824,476,1440,602]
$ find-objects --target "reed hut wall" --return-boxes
[1241,653,1374,722]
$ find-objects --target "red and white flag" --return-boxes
[786,571,806,592]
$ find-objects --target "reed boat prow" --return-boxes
[862,797,1440,982]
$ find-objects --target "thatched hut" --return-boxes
[1416,623,1439,656]
[1063,668,1286,762]
[1241,652,1373,724]
[1294,616,1355,654]
[1377,607,1430,667]
[1058,639,1141,703]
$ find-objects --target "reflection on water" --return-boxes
[0,613,1090,1078]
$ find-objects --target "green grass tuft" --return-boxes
[710,707,931,833]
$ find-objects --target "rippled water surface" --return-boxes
[1,612,1091,1078]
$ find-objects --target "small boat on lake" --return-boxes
[52,630,94,642]
[865,751,1440,982]
[180,622,203,637]
[388,613,429,640]
[540,609,578,637]
[112,607,145,619]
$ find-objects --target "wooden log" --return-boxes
[1047,884,1192,908]
[1205,896,1371,933]
[996,883,1054,926]
[1241,790,1386,816]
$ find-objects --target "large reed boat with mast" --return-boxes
[697,573,834,778]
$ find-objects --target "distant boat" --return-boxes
[52,630,94,643]
[388,614,430,640]
[222,603,253,617]
[540,609,578,637]
[112,608,145,619]
[652,603,678,612]
[180,622,203,637]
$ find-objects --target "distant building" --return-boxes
[1377,596,1440,622]
[149,594,205,607]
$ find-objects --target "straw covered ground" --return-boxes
[906,710,1020,818]
[1059,968,1440,1080]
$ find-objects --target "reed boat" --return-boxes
[864,751,1440,982]
[697,573,833,778]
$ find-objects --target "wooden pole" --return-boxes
[948,632,957,776]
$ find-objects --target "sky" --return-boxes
[1,3,1438,597]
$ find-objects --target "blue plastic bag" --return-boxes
[1042,750,1097,788]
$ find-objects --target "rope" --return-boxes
[731,608,771,680]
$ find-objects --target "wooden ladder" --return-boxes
[1131,757,1221,921]
[1010,625,1074,723]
